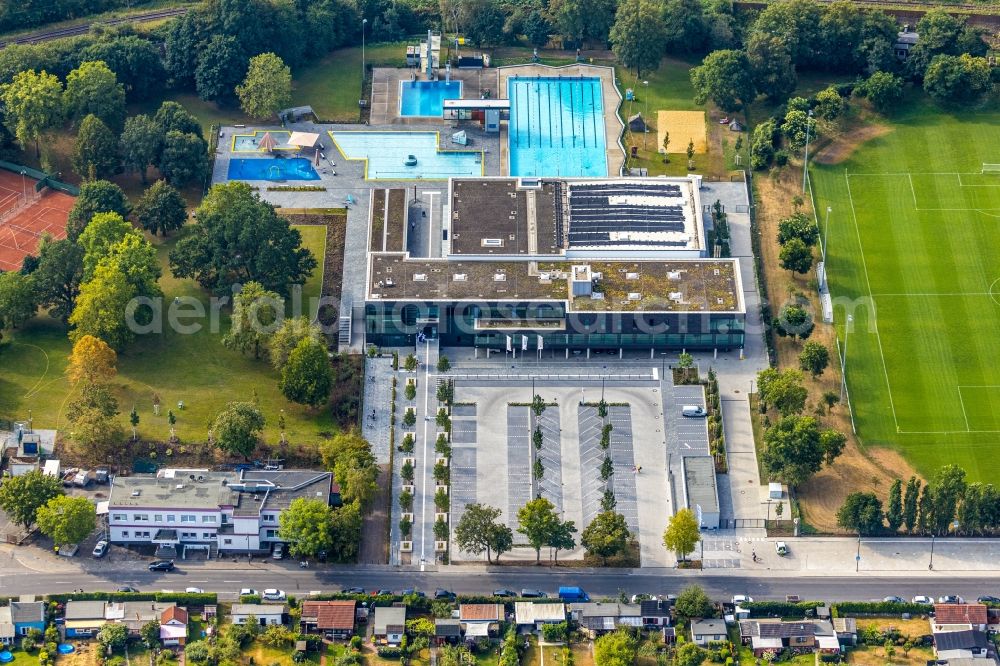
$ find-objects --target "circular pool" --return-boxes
[57,644,76,655]
[0,650,14,663]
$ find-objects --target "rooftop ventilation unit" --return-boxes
[493,273,506,282]
[131,490,141,497]
[453,273,467,281]
[669,291,684,301]
[413,273,427,281]
[668,271,682,280]
[626,272,639,280]
[627,293,642,301]
[482,238,503,247]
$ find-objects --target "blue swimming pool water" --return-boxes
[399,80,462,117]
[508,77,608,177]
[227,157,320,181]
[330,131,482,180]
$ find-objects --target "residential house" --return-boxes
[739,619,840,656]
[107,469,334,556]
[933,605,989,633]
[10,601,45,637]
[64,601,107,638]
[106,601,176,636]
[895,29,919,60]
[832,618,858,646]
[435,619,462,646]
[373,606,407,646]
[231,604,286,626]
[160,607,189,647]
[691,619,727,646]
[459,604,503,639]
[640,600,671,628]
[935,631,991,661]
[568,603,642,638]
[0,607,14,646]
[514,603,566,631]
[300,601,356,640]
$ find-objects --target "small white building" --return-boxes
[0,607,14,645]
[682,456,720,530]
[691,619,727,646]
[514,602,566,630]
[373,606,407,645]
[231,604,286,626]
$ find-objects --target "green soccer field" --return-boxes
[810,99,1000,483]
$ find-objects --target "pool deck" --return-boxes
[496,63,626,177]
[370,68,486,125]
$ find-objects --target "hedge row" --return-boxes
[48,592,217,605]
[830,602,930,617]
[740,601,825,618]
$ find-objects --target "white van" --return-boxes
[681,405,707,417]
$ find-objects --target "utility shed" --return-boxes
[682,456,720,529]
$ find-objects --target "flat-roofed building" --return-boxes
[681,456,720,530]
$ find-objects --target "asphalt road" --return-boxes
[3,564,999,601]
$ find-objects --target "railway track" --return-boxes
[0,6,188,48]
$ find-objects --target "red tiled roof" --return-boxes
[301,601,356,630]
[460,604,504,622]
[161,607,189,624]
[934,604,987,626]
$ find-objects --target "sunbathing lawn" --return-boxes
[245,643,321,666]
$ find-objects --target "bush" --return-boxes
[740,601,825,618]
[541,621,569,642]
[774,149,789,167]
[830,601,930,616]
[377,648,402,659]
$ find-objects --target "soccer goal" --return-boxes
[982,163,1000,174]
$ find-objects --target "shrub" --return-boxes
[434,517,449,540]
[404,383,417,400]
[400,433,415,453]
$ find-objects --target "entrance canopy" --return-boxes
[288,131,321,148]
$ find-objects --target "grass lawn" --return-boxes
[54,643,101,666]
[0,224,335,447]
[847,644,934,666]
[810,95,1000,482]
[245,642,321,666]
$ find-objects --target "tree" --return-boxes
[662,0,709,53]
[31,239,83,322]
[281,338,334,408]
[64,60,126,130]
[0,69,63,157]
[65,384,124,465]
[517,497,560,563]
[66,180,131,241]
[676,643,708,666]
[67,334,117,385]
[170,183,316,295]
[320,431,379,509]
[455,503,513,563]
[465,0,506,48]
[756,368,808,416]
[836,492,884,534]
[404,354,418,372]
[550,0,617,47]
[662,130,670,161]
[886,479,903,533]
[98,623,129,653]
[917,484,934,535]
[159,130,208,187]
[36,495,96,545]
[690,49,755,113]
[749,118,777,169]
[549,519,577,563]
[777,212,819,246]
[748,0,823,68]
[439,645,476,666]
[278,497,334,559]
[674,585,713,618]
[663,508,700,561]
[80,35,166,102]
[195,35,248,104]
[779,237,813,275]
[814,86,845,120]
[524,10,551,48]
[72,114,119,180]
[153,100,203,139]
[609,0,668,77]
[903,476,920,533]
[269,317,324,370]
[0,470,63,530]
[135,180,187,237]
[798,341,829,377]
[0,271,35,334]
[437,355,451,373]
[923,54,993,107]
[237,53,292,120]
[906,9,987,78]
[213,401,265,458]
[776,303,814,339]
[140,621,160,650]
[328,500,363,562]
[593,631,638,666]
[931,464,966,535]
[69,260,138,350]
[120,114,162,184]
[747,33,796,101]
[762,416,843,487]
[581,511,631,564]
[859,71,904,114]
[223,281,283,360]
[782,109,813,151]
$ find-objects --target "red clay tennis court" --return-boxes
[0,168,75,272]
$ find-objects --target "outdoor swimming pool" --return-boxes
[508,76,608,177]
[330,131,482,180]
[227,157,320,181]
[399,80,462,117]
[232,130,294,152]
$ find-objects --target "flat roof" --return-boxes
[109,474,236,510]
[449,179,560,256]
[368,253,742,313]
[443,99,510,109]
[683,456,720,515]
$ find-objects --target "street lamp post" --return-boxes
[840,314,853,403]
[822,206,832,263]
[855,532,861,572]
[643,81,649,150]
[361,18,368,87]
[929,534,936,570]
[801,109,814,193]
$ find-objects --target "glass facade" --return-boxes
[365,301,744,351]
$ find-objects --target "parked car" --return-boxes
[239,589,258,597]
[186,587,204,594]
[434,589,456,600]
[775,542,789,556]
[732,595,753,605]
[401,589,425,598]
[559,587,590,602]
[938,595,964,604]
[148,560,175,572]
[520,589,547,598]
[373,590,393,596]
[977,595,1000,604]
[493,589,517,598]
[117,586,139,593]
[912,595,933,605]
[883,596,906,604]
[271,543,285,560]
[681,405,707,418]
[92,540,109,558]
[342,587,365,594]
[262,589,286,601]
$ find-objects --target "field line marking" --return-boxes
[958,387,972,432]
[844,170,900,432]
[873,292,989,297]
[907,174,919,208]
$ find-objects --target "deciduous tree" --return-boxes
[836,492,883,534]
[690,49,755,113]
[237,53,292,120]
[777,212,818,246]
[0,470,63,530]
[72,114,119,180]
[68,260,138,350]
[269,317,324,370]
[746,33,796,101]
[609,0,668,77]
[517,497,560,563]
[195,35,248,104]
[64,60,126,131]
[858,71,904,114]
[798,341,829,377]
[328,500,363,562]
[29,238,83,322]
[663,508,700,561]
[675,585,713,618]
[36,495,96,545]
[67,334,117,385]
[581,510,631,564]
[923,54,993,107]
[278,497,334,559]
[756,368,808,416]
[779,237,813,274]
[213,401,265,458]
[66,180,131,241]
[593,631,637,666]
[134,180,187,237]
[0,69,63,157]
[903,476,920,533]
[0,271,35,334]
[159,130,208,187]
[886,478,903,533]
[223,281,283,360]
[455,503,513,563]
[281,337,334,408]
[120,114,162,184]
[676,643,708,666]
[762,416,844,487]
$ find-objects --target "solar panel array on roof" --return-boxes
[567,182,688,248]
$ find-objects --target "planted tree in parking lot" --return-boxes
[0,470,63,530]
[518,497,560,564]
[36,495,96,546]
[581,511,631,564]
[663,508,700,561]
[455,503,513,563]
[278,497,334,559]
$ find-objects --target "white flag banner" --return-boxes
[506,335,512,352]
[522,336,528,351]
[537,335,543,350]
